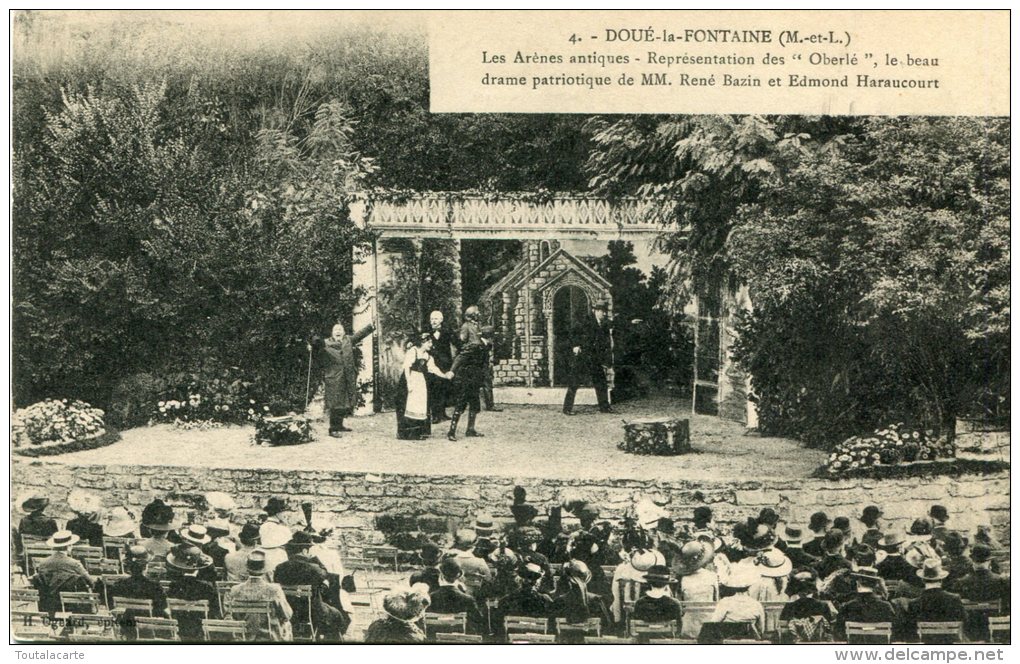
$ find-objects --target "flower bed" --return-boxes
[12,399,120,456]
[251,413,313,447]
[14,429,122,457]
[822,423,956,478]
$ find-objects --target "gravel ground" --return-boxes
[40,397,825,481]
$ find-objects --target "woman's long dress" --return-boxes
[396,347,442,440]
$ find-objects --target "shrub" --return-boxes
[152,365,261,426]
[251,413,312,446]
[107,373,167,429]
[13,398,106,446]
[823,423,955,478]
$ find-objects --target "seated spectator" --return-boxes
[110,545,168,639]
[429,558,486,635]
[858,506,884,549]
[815,529,853,580]
[610,528,660,622]
[408,542,443,593]
[631,564,682,627]
[204,517,236,569]
[139,500,176,559]
[780,569,837,642]
[178,524,217,583]
[904,518,941,568]
[16,493,59,564]
[272,531,350,641]
[549,560,611,642]
[833,517,852,546]
[689,505,717,541]
[365,590,430,643]
[974,525,1004,573]
[224,550,293,641]
[750,548,791,611]
[32,530,94,615]
[951,544,1010,641]
[803,512,832,558]
[166,543,221,641]
[498,561,553,620]
[225,522,262,581]
[783,526,819,570]
[103,506,140,541]
[929,505,951,548]
[568,529,612,599]
[510,486,539,527]
[876,532,922,593]
[65,489,104,548]
[708,566,765,638]
[903,558,965,643]
[940,532,972,585]
[450,528,492,597]
[508,526,555,594]
[834,567,897,641]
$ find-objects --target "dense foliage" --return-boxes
[13,399,107,446]
[587,115,1009,446]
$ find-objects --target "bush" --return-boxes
[823,423,955,477]
[107,373,167,429]
[13,398,106,446]
[251,413,312,446]
[151,365,261,426]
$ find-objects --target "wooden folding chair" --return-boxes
[203,618,248,642]
[363,546,401,571]
[225,599,273,641]
[963,600,1002,641]
[617,578,644,621]
[343,556,377,573]
[845,621,893,645]
[102,536,135,568]
[504,614,550,636]
[988,616,1010,643]
[71,545,104,568]
[436,632,484,643]
[167,598,210,623]
[145,561,167,581]
[762,600,789,636]
[679,600,716,637]
[136,616,181,641]
[425,611,468,640]
[918,621,963,645]
[111,596,154,618]
[23,543,52,577]
[66,613,121,641]
[100,574,129,608]
[215,580,240,610]
[630,618,677,640]
[555,616,602,638]
[87,558,123,576]
[11,588,40,612]
[60,591,101,614]
[508,632,557,643]
[281,585,317,642]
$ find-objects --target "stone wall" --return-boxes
[12,460,1009,549]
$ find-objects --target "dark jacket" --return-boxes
[834,593,897,641]
[632,594,683,625]
[785,546,819,571]
[904,587,965,642]
[860,528,883,550]
[110,573,168,619]
[18,514,59,546]
[450,342,489,388]
[816,554,853,580]
[803,537,826,559]
[312,325,374,414]
[569,316,613,371]
[877,555,924,587]
[66,516,104,548]
[429,584,486,634]
[364,617,425,643]
[549,582,611,639]
[166,575,220,640]
[951,568,1010,608]
[273,555,331,626]
[428,327,458,371]
[409,566,441,594]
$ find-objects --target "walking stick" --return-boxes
[305,343,314,411]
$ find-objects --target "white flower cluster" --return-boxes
[13,398,106,446]
[826,422,952,476]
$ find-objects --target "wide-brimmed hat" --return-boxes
[756,549,793,578]
[853,566,883,592]
[141,499,176,532]
[285,530,315,551]
[758,508,780,527]
[725,566,761,590]
[860,506,882,525]
[929,505,949,523]
[246,550,268,575]
[46,530,80,549]
[238,522,261,546]
[66,489,103,518]
[645,564,673,586]
[783,526,805,546]
[518,562,543,581]
[179,524,212,546]
[454,529,477,549]
[205,518,232,538]
[204,492,236,513]
[512,526,543,547]
[970,544,992,564]
[809,512,831,533]
[167,544,213,571]
[474,514,495,537]
[124,545,151,566]
[917,558,949,581]
[877,532,906,551]
[383,591,430,623]
[104,506,139,538]
[263,497,288,516]
[675,540,715,576]
[630,548,665,572]
[741,522,779,553]
[21,494,49,513]
[259,522,292,549]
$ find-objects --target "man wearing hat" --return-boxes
[166,543,221,641]
[178,524,219,583]
[450,528,492,598]
[815,529,853,580]
[498,561,553,623]
[833,567,897,641]
[903,558,965,642]
[408,542,443,594]
[859,505,884,549]
[562,300,613,415]
[65,489,105,548]
[876,532,924,595]
[632,564,683,627]
[929,505,950,543]
[447,327,495,441]
[940,532,973,585]
[109,545,168,638]
[225,522,263,582]
[780,569,837,642]
[951,544,1010,641]
[428,558,486,635]
[139,499,176,558]
[782,526,819,570]
[225,550,294,641]
[803,512,832,558]
[32,530,94,615]
[365,590,430,643]
[16,493,58,560]
[274,530,350,641]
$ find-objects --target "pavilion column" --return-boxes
[350,198,378,416]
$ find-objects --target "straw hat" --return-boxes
[167,544,213,571]
[755,549,793,578]
[259,522,292,549]
[675,540,715,576]
[46,530,80,549]
[66,490,103,518]
[104,506,139,538]
[204,491,236,512]
[179,524,212,546]
[917,558,949,582]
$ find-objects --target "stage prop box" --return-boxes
[618,417,691,456]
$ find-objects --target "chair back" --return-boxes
[145,561,167,581]
[504,614,549,635]
[100,574,129,607]
[679,600,716,621]
[71,545,104,566]
[87,558,122,575]
[11,588,40,612]
[136,617,181,641]
[281,585,316,642]
[988,616,1010,643]
[362,545,401,571]
[167,598,210,620]
[60,591,101,614]
[617,578,644,618]
[66,613,120,641]
[103,536,135,564]
[554,616,601,637]
[425,611,468,639]
[629,619,677,639]
[215,580,240,609]
[917,621,963,645]
[436,632,484,643]
[203,618,248,642]
[508,632,556,643]
[111,595,155,617]
[343,556,377,573]
[225,598,273,642]
[23,543,51,576]
[762,600,789,635]
[845,621,892,645]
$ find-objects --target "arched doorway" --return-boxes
[552,285,590,387]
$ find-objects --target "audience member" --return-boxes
[103,506,140,541]
[450,528,492,597]
[708,566,765,639]
[833,567,897,641]
[225,522,263,581]
[139,499,176,558]
[951,544,1010,641]
[549,560,611,642]
[858,506,884,549]
[803,512,831,558]
[32,530,94,615]
[165,543,221,641]
[780,569,836,642]
[273,531,350,641]
[364,590,429,643]
[65,490,104,548]
[110,545,168,639]
[428,558,486,635]
[631,564,682,627]
[224,550,293,641]
[782,526,818,570]
[903,558,965,643]
[815,529,853,580]
[408,542,443,593]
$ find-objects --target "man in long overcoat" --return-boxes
[562,301,613,415]
[310,322,374,437]
[427,310,458,423]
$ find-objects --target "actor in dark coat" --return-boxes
[447,329,494,441]
[310,322,374,437]
[562,302,613,415]
[426,311,458,423]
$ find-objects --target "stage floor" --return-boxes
[37,397,826,482]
